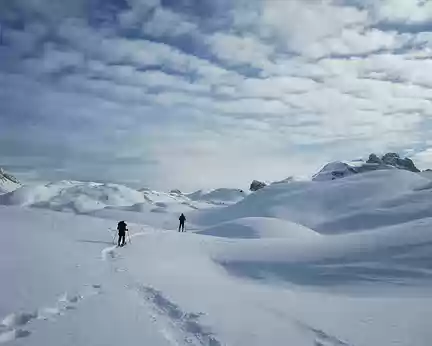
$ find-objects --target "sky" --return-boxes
[1,0,432,190]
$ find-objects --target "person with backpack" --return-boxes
[178,213,186,232]
[117,220,128,246]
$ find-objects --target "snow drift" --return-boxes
[0,180,147,213]
[195,169,432,234]
[197,217,319,239]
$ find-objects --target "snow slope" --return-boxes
[195,169,432,233]
[2,168,432,345]
[1,204,432,346]
[0,206,174,346]
[312,159,402,182]
[312,161,359,181]
[197,217,319,239]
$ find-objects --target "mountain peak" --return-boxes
[367,153,420,172]
[313,153,421,182]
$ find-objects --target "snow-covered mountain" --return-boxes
[2,161,432,346]
[368,152,420,172]
[0,167,20,193]
[313,153,421,182]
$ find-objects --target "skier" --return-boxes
[178,213,186,232]
[117,220,128,247]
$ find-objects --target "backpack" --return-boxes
[117,221,126,232]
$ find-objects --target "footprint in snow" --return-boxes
[0,329,31,344]
[0,313,35,344]
[1,312,37,328]
[309,327,351,346]
[296,321,352,346]
[0,283,103,344]
[58,293,83,310]
[134,285,223,346]
[37,307,62,321]
[102,247,117,260]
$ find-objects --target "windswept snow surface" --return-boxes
[197,217,320,239]
[195,170,432,233]
[1,169,432,345]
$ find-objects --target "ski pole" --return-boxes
[109,228,117,245]
[127,230,132,244]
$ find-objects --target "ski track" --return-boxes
[101,231,146,261]
[133,284,223,346]
[2,227,350,346]
[102,234,224,346]
[297,322,353,346]
[0,231,146,344]
[0,284,103,344]
[312,328,351,346]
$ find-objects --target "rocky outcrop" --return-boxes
[314,153,421,182]
[367,153,420,172]
[250,180,267,191]
[366,153,382,164]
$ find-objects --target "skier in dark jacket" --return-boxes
[117,220,128,246]
[178,213,186,232]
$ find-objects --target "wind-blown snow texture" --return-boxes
[1,169,432,345]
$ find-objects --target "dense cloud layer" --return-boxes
[1,0,432,189]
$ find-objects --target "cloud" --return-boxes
[1,0,432,189]
[141,7,197,38]
[257,0,368,54]
[371,0,432,24]
[412,148,432,170]
[206,32,274,69]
